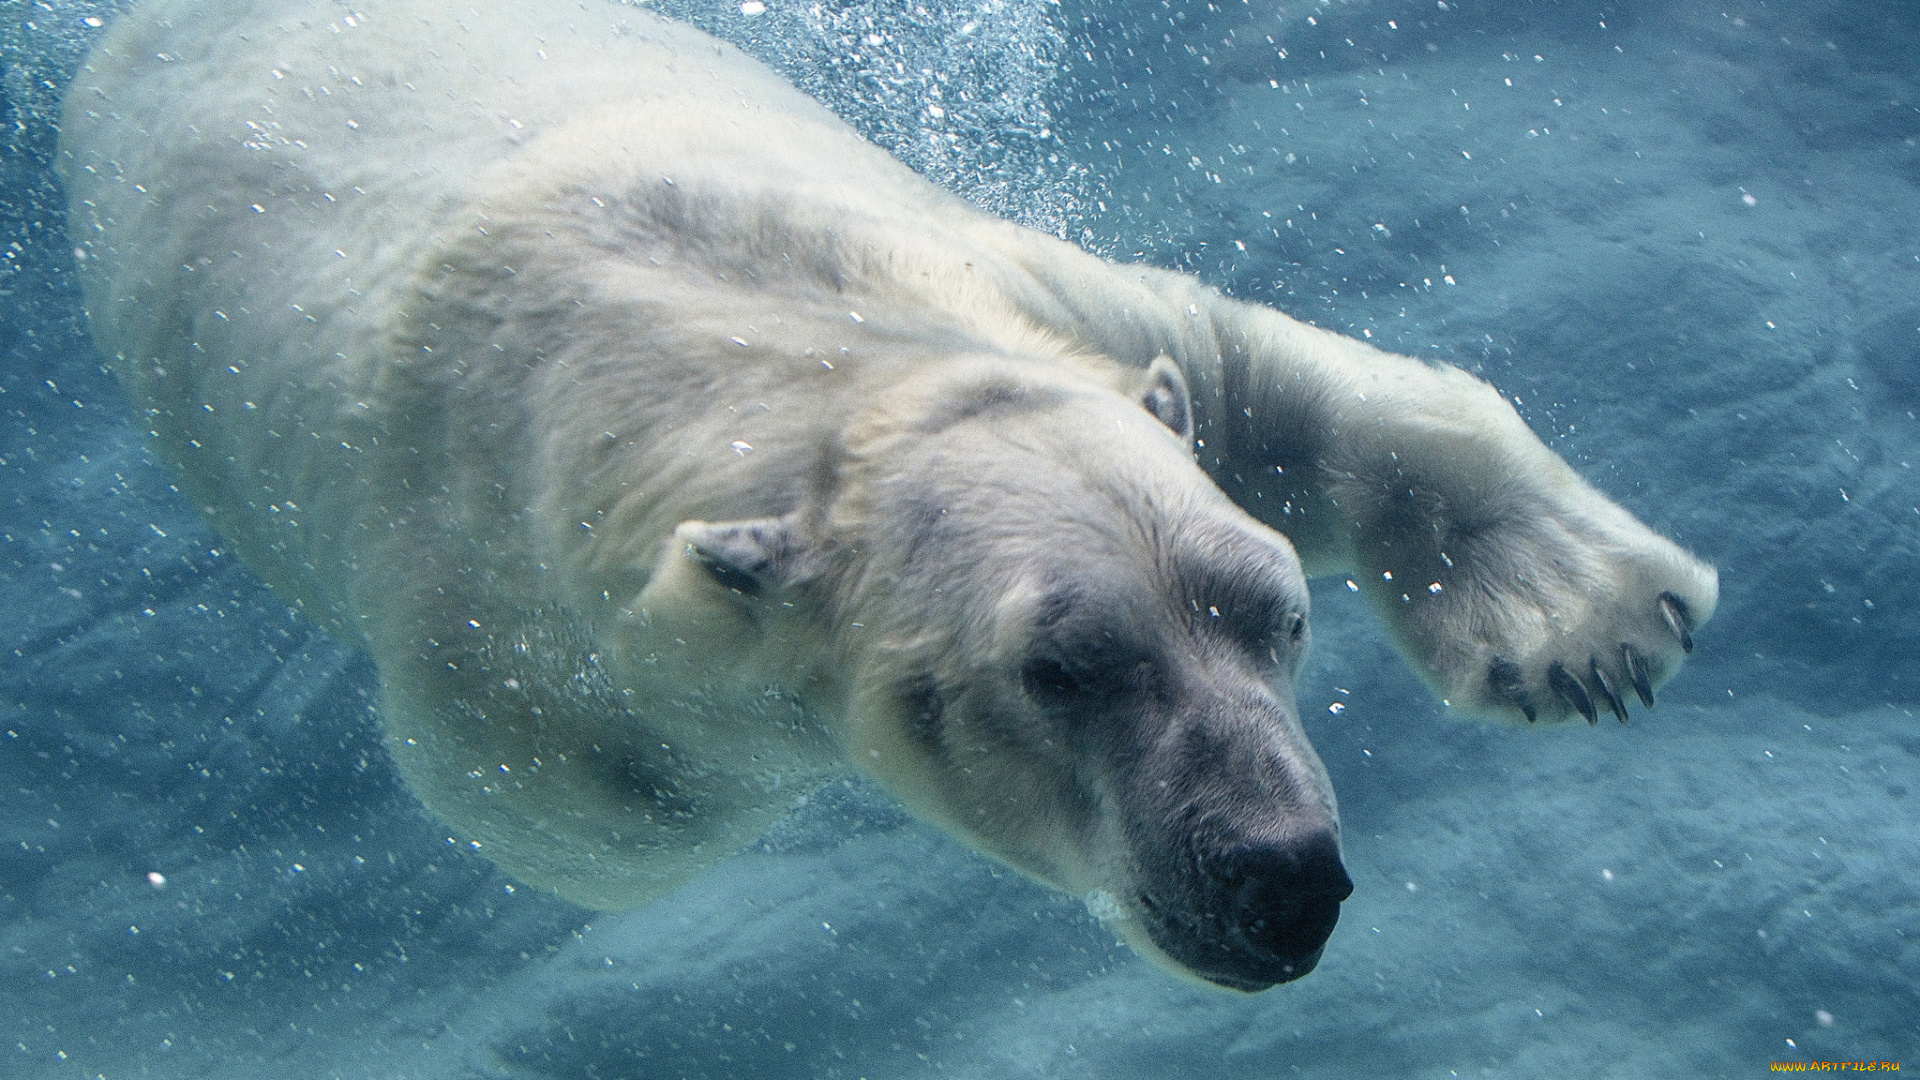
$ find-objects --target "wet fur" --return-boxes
[63,0,1714,986]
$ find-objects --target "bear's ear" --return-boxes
[674,515,813,597]
[1139,355,1193,444]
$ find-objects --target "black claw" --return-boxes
[1622,643,1654,707]
[1659,591,1693,654]
[1549,662,1597,724]
[1488,658,1534,722]
[1590,657,1629,724]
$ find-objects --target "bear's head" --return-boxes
[639,356,1352,991]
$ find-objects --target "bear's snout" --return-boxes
[1141,830,1352,992]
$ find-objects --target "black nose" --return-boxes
[1226,835,1353,970]
[1143,831,1353,991]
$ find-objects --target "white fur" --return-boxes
[62,0,1714,923]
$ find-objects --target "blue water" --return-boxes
[2,0,1916,1076]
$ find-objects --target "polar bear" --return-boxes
[61,0,1714,990]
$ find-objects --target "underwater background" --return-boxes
[2,0,1915,1075]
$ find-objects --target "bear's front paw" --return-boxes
[1482,589,1700,723]
[1357,489,1718,724]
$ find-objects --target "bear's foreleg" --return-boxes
[1205,299,1717,724]
[362,586,803,909]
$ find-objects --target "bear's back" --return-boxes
[59,0,928,621]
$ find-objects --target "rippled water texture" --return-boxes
[2,0,1916,1075]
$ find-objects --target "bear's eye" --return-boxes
[1021,656,1089,703]
[1022,640,1153,706]
[1261,613,1308,671]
